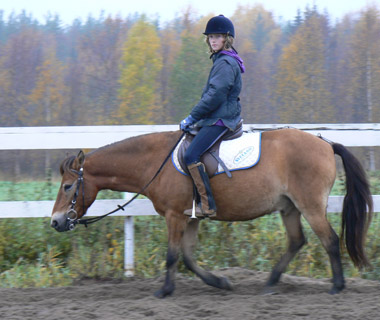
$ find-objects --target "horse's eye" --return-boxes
[63,184,73,192]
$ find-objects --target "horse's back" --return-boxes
[262,128,335,167]
[262,127,332,150]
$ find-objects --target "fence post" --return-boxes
[124,215,134,277]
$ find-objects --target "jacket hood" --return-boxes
[219,50,245,73]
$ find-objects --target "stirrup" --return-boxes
[183,204,216,219]
[184,200,205,218]
[184,207,205,218]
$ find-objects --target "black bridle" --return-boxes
[65,131,185,230]
[66,167,85,230]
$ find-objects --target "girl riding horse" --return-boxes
[180,15,245,218]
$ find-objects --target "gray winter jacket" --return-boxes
[190,52,242,130]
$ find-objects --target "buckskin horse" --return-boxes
[50,128,373,297]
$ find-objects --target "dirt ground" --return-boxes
[0,267,379,320]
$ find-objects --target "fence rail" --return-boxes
[0,124,379,276]
[1,197,380,219]
[1,123,380,149]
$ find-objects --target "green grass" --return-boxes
[0,172,379,288]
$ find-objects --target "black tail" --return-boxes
[333,143,373,269]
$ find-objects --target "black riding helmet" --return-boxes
[203,15,235,38]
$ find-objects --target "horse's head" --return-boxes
[51,150,97,232]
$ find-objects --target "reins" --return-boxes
[67,131,185,230]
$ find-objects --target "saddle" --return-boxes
[178,120,244,178]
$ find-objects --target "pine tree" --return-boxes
[167,29,210,122]
[348,7,380,123]
[232,5,282,122]
[327,15,355,122]
[275,10,333,123]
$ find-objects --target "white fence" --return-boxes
[1,123,380,149]
[0,124,379,276]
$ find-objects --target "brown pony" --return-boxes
[51,128,373,297]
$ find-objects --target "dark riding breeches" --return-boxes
[184,125,228,165]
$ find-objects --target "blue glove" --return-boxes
[180,115,196,132]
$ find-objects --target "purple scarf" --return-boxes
[220,50,245,73]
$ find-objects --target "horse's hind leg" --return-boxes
[181,219,232,291]
[303,211,345,294]
[264,205,306,294]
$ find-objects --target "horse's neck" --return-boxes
[85,131,178,193]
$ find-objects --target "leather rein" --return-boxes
[66,132,186,230]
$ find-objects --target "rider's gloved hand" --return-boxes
[180,115,196,132]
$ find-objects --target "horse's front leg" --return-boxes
[154,211,187,298]
[182,218,233,291]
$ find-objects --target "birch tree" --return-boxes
[117,16,163,124]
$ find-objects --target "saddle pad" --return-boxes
[172,131,262,176]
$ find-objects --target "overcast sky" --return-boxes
[1,0,378,26]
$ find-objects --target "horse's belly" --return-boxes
[213,181,284,221]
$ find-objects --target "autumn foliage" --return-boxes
[0,5,379,128]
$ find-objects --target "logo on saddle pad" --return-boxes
[172,132,261,177]
[234,146,255,165]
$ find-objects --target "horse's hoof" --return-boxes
[328,285,345,295]
[154,287,174,299]
[220,277,233,291]
[261,286,278,296]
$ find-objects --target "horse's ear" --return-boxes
[76,150,85,167]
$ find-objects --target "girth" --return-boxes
[178,120,244,178]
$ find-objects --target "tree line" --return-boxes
[1,5,380,126]
[0,5,379,177]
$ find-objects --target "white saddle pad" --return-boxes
[172,131,262,176]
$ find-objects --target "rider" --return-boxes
[180,15,245,218]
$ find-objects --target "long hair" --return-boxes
[205,34,234,54]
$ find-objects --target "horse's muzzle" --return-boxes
[51,212,74,232]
